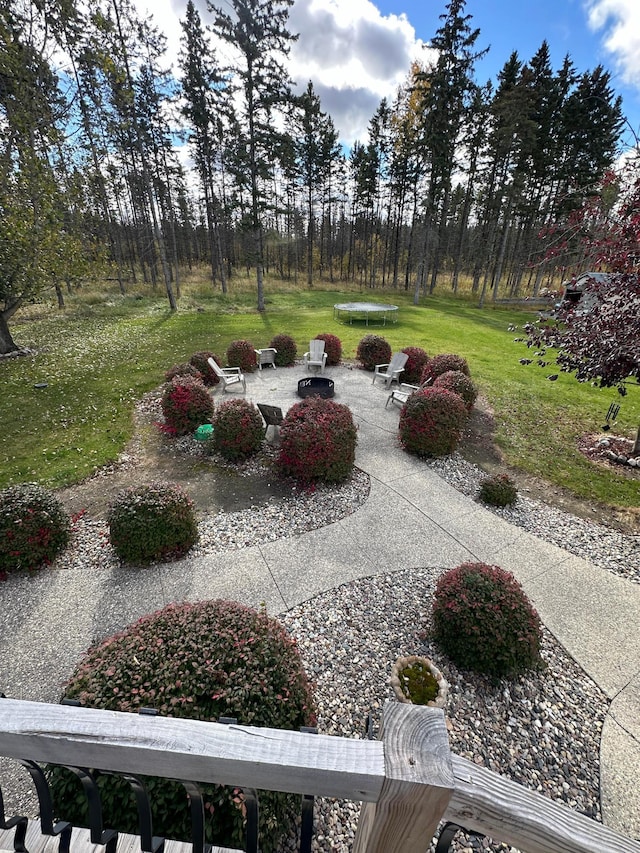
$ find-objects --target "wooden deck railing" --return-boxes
[0,698,639,853]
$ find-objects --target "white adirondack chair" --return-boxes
[255,347,277,370]
[373,351,408,388]
[386,377,433,408]
[303,340,328,373]
[207,357,246,393]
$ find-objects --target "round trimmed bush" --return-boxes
[211,399,264,461]
[269,333,297,367]
[50,600,316,851]
[226,339,257,373]
[160,375,214,437]
[478,473,518,507]
[278,397,357,483]
[314,333,342,366]
[189,351,222,386]
[398,387,468,457]
[0,484,71,575]
[107,482,198,564]
[433,370,478,411]
[356,334,392,371]
[401,346,429,385]
[432,562,543,678]
[164,362,202,383]
[421,353,471,384]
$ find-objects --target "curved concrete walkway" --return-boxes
[0,365,639,838]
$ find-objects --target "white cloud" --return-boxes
[133,0,429,147]
[289,0,428,145]
[585,0,640,89]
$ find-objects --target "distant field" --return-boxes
[1,272,638,515]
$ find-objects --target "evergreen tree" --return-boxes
[208,0,297,311]
[293,81,340,286]
[413,0,487,298]
[179,0,230,291]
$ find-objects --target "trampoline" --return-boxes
[333,302,398,326]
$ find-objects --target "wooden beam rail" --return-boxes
[1,699,639,853]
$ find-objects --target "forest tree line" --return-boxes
[0,0,627,350]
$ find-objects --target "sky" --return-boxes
[140,0,640,151]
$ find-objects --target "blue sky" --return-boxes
[147,0,640,150]
[375,0,640,145]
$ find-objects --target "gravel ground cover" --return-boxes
[6,394,638,851]
[429,453,640,583]
[49,438,627,852]
[280,570,605,853]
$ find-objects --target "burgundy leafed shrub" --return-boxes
[269,333,297,367]
[431,562,543,678]
[421,353,471,384]
[398,387,468,457]
[107,482,198,564]
[278,396,357,483]
[401,346,430,385]
[478,473,518,507]
[190,351,222,386]
[356,334,392,371]
[164,362,202,383]
[211,399,264,461]
[160,375,213,436]
[0,483,71,576]
[226,339,257,373]
[314,333,342,366]
[50,600,316,851]
[433,370,478,411]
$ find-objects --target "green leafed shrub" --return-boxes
[478,473,518,507]
[278,397,357,483]
[0,484,71,575]
[226,339,257,373]
[160,375,214,437]
[211,399,264,461]
[269,333,297,367]
[433,369,478,411]
[432,562,543,679]
[356,334,392,371]
[398,387,468,457]
[49,600,316,851]
[107,482,198,564]
[421,353,471,384]
[401,346,429,385]
[190,351,221,386]
[314,333,342,366]
[164,362,202,383]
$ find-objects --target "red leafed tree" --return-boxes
[527,149,640,454]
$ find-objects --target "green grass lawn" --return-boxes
[2,276,638,513]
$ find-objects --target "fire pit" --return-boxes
[297,377,335,399]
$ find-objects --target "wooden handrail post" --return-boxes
[352,701,454,853]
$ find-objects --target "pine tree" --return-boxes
[179,0,229,291]
[208,0,297,311]
[293,81,340,286]
[413,0,487,299]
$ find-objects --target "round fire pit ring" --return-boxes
[297,377,335,399]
